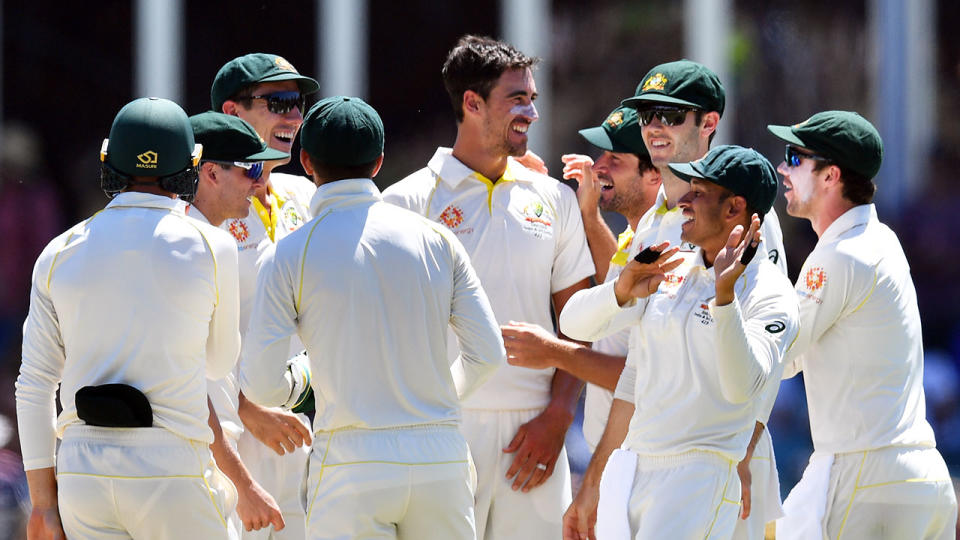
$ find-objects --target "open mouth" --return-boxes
[511,121,529,135]
[598,176,614,192]
[273,129,296,145]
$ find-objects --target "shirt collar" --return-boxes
[428,147,531,188]
[819,204,875,244]
[105,191,188,215]
[309,178,382,216]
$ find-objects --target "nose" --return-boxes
[776,161,790,176]
[592,152,611,172]
[677,190,694,208]
[512,102,538,122]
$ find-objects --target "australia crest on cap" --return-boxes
[275,56,297,72]
[606,111,624,128]
[642,73,668,92]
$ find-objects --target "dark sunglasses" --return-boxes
[208,160,264,180]
[241,91,305,115]
[637,106,695,127]
[784,145,832,168]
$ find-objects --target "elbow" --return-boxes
[558,311,591,342]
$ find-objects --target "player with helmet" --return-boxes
[16,97,242,539]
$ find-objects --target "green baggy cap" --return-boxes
[211,53,320,112]
[767,110,883,179]
[301,96,384,167]
[578,106,649,156]
[104,97,198,178]
[668,145,778,214]
[189,112,289,163]
[622,60,725,116]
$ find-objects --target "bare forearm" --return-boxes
[208,398,254,490]
[581,398,633,489]
[581,208,617,283]
[25,467,58,508]
[547,367,583,418]
[555,347,625,392]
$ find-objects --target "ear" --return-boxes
[370,154,385,178]
[200,162,219,184]
[462,90,483,118]
[300,149,316,179]
[726,195,748,222]
[821,164,843,191]
[699,111,720,139]
[644,168,662,186]
[222,100,238,116]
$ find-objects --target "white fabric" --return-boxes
[595,448,637,540]
[56,425,238,539]
[240,178,504,429]
[625,451,741,540]
[304,425,476,539]
[784,204,936,454]
[461,408,572,540]
[236,429,310,540]
[777,452,834,540]
[382,147,595,409]
[561,247,798,462]
[732,427,783,540]
[16,192,241,470]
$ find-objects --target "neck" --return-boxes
[659,168,688,210]
[451,128,509,182]
[189,198,223,227]
[812,198,858,237]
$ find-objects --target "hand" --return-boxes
[27,505,65,540]
[235,480,285,532]
[714,214,761,306]
[515,150,549,175]
[501,321,575,370]
[562,483,598,540]
[561,154,600,213]
[613,242,683,305]
[502,406,573,492]
[737,455,752,520]
[239,393,313,455]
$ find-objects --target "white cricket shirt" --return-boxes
[784,204,935,453]
[383,148,595,409]
[239,179,505,430]
[17,192,241,470]
[561,248,798,461]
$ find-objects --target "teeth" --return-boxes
[275,130,294,142]
[651,141,668,148]
[512,124,528,134]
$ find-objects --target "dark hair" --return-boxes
[636,153,656,176]
[693,110,718,146]
[305,154,379,183]
[813,161,875,204]
[226,85,256,111]
[442,35,538,123]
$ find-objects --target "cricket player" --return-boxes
[211,52,319,539]
[623,60,789,536]
[769,111,957,539]
[501,106,661,452]
[560,145,799,540]
[189,111,292,535]
[240,95,505,539]
[383,35,595,540]
[16,97,240,539]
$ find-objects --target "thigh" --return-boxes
[631,457,740,540]
[57,474,130,540]
[305,460,404,540]
[118,475,236,540]
[826,447,957,540]
[400,461,477,540]
[483,445,571,540]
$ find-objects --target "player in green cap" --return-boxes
[240,96,504,539]
[560,145,798,540]
[769,111,957,540]
[210,53,320,540]
[17,97,241,539]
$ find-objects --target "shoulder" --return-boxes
[270,172,317,204]
[181,217,238,257]
[383,166,437,198]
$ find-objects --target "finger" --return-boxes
[271,509,286,531]
[283,422,305,448]
[655,245,681,263]
[266,438,285,456]
[659,256,685,274]
[511,458,536,491]
[505,446,530,481]
[741,484,751,519]
[522,463,547,492]
[290,415,313,446]
[502,427,525,454]
[278,434,295,453]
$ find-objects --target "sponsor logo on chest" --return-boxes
[519,199,553,239]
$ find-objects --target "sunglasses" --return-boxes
[784,145,832,168]
[637,106,695,127]
[241,91,305,115]
[208,160,264,180]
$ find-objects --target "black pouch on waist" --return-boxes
[75,384,153,427]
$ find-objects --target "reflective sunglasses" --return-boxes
[241,91,305,115]
[637,106,695,127]
[784,145,832,168]
[208,160,264,180]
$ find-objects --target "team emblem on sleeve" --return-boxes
[804,267,827,292]
[228,219,250,243]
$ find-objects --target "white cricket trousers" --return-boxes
[237,414,311,540]
[626,450,741,540]
[822,445,956,539]
[462,408,572,540]
[56,425,237,539]
[731,427,783,540]
[303,424,476,539]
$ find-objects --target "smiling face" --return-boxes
[592,151,659,221]
[480,68,539,158]
[677,178,736,253]
[225,80,303,166]
[776,148,826,219]
[640,109,706,170]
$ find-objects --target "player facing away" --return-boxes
[770,111,957,539]
[560,145,799,540]
[383,35,594,540]
[239,96,505,539]
[17,97,242,539]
